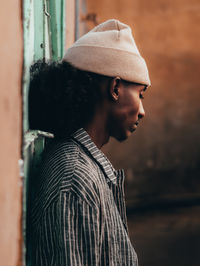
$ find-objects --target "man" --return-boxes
[28,19,150,265]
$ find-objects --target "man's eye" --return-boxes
[140,93,144,99]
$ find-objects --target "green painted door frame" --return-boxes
[22,0,65,264]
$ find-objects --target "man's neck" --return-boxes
[84,111,110,149]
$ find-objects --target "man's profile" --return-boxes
[27,19,151,265]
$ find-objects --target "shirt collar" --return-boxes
[71,128,118,184]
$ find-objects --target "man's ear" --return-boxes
[109,77,121,101]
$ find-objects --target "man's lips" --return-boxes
[130,121,139,132]
[130,124,137,132]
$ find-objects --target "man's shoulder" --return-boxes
[54,139,106,205]
[48,137,97,172]
[41,138,79,171]
[44,138,103,183]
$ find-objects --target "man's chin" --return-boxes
[115,132,130,142]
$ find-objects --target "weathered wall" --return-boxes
[85,0,200,205]
[66,0,76,48]
[0,1,22,265]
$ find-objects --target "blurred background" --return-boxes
[0,0,199,265]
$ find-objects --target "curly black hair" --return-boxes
[29,60,110,138]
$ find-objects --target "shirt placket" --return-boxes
[107,169,129,233]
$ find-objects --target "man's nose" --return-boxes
[138,101,145,119]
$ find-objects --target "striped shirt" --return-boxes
[28,128,138,265]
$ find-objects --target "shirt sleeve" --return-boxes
[60,191,101,266]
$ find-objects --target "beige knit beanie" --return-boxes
[63,19,151,86]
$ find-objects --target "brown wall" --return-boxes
[85,0,200,205]
[66,0,76,48]
[0,1,22,265]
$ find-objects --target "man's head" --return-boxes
[62,19,150,141]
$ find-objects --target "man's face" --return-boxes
[108,79,146,141]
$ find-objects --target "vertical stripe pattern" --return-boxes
[27,128,138,265]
